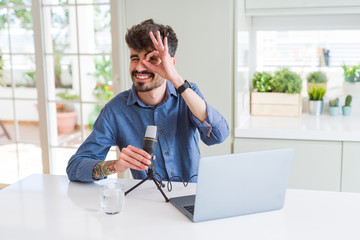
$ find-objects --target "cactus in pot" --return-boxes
[342,95,352,116]
[329,98,340,116]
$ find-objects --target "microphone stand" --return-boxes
[125,168,169,202]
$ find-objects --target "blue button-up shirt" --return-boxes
[66,81,229,182]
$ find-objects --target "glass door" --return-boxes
[0,0,41,184]
[40,0,116,175]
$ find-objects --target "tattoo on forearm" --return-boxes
[92,160,117,180]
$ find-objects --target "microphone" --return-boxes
[143,125,157,174]
[125,125,169,201]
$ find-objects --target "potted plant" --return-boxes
[328,98,340,116]
[88,56,113,130]
[272,68,303,94]
[252,71,273,93]
[308,86,326,115]
[56,90,79,134]
[342,64,360,97]
[342,95,352,116]
[251,68,303,117]
[307,71,327,92]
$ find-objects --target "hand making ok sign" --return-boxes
[142,31,184,88]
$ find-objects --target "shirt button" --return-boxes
[171,172,174,176]
[165,152,169,155]
[160,130,163,134]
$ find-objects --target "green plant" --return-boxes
[56,90,79,100]
[251,71,273,92]
[342,64,360,83]
[90,56,113,101]
[93,83,113,101]
[1,1,34,87]
[0,1,32,31]
[88,56,113,130]
[56,90,79,112]
[307,71,328,83]
[308,86,326,101]
[20,71,36,87]
[329,98,339,107]
[0,55,4,87]
[272,68,302,94]
[345,95,352,107]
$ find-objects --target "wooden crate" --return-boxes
[251,92,302,117]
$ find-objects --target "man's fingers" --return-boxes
[156,31,164,49]
[142,60,156,73]
[149,31,165,51]
[120,153,149,170]
[145,51,161,65]
[164,37,168,54]
[118,157,147,171]
[127,145,151,159]
[149,31,159,48]
[145,50,159,59]
[122,147,151,165]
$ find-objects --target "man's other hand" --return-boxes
[114,145,152,173]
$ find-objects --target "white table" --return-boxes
[1,174,360,240]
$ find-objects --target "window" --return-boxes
[40,0,117,175]
[0,0,119,184]
[0,0,41,184]
[236,13,360,120]
[256,30,360,97]
[257,30,360,68]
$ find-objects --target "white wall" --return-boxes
[123,0,234,156]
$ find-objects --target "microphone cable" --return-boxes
[155,173,198,192]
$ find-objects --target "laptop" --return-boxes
[169,148,293,222]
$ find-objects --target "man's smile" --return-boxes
[132,71,155,82]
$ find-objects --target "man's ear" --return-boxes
[172,57,176,65]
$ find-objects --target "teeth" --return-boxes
[136,75,150,79]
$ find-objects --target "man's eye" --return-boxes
[150,57,157,62]
[131,58,139,62]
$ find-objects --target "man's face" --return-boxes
[129,48,165,92]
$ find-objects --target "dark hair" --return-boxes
[125,19,178,57]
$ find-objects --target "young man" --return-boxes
[66,19,229,182]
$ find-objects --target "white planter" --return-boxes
[309,100,324,115]
[343,82,360,97]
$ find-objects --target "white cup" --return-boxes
[100,182,125,215]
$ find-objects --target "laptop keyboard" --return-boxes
[184,205,195,215]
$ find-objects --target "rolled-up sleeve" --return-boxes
[66,106,116,182]
[67,157,102,182]
[189,84,229,146]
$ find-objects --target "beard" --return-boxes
[131,70,165,92]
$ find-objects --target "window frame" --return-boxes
[32,0,129,176]
[235,12,360,126]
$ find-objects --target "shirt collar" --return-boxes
[127,80,178,107]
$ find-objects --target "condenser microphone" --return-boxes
[143,125,157,174]
[125,125,168,202]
